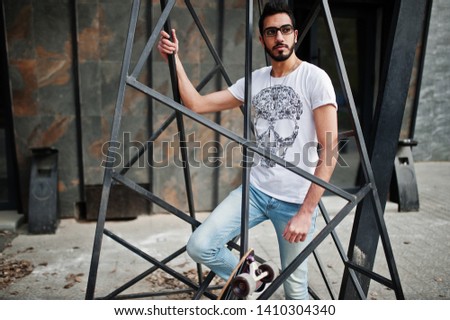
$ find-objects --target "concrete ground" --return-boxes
[0,162,448,300]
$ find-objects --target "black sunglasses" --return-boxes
[263,24,294,37]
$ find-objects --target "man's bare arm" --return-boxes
[158,29,242,114]
[283,104,338,243]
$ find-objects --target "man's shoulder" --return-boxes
[301,61,329,77]
[252,65,271,77]
[232,66,270,86]
[299,61,333,86]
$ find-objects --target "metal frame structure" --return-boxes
[86,0,406,300]
[340,0,430,298]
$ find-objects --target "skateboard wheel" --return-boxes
[259,261,279,283]
[232,273,256,298]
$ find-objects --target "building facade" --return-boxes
[0,0,448,221]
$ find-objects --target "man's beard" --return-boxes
[265,42,295,62]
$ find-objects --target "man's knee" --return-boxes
[186,234,200,262]
[186,232,211,263]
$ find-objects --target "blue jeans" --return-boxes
[187,184,318,300]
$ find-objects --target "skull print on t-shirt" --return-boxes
[253,84,303,167]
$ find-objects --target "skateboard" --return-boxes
[218,248,279,300]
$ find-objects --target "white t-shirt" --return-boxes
[228,61,337,203]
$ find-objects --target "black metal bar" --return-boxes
[318,200,366,299]
[160,4,195,217]
[212,0,225,208]
[119,112,176,175]
[312,250,337,300]
[85,0,141,300]
[161,2,195,219]
[295,0,321,51]
[115,289,197,300]
[114,286,222,300]
[146,0,154,209]
[103,228,216,300]
[192,271,217,300]
[344,260,395,289]
[368,187,404,297]
[239,0,253,258]
[112,172,201,228]
[130,0,176,79]
[308,287,321,300]
[161,0,202,284]
[102,246,187,299]
[185,0,233,86]
[320,0,372,185]
[197,65,222,90]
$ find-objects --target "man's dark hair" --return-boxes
[258,0,296,36]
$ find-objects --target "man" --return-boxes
[157,0,338,299]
